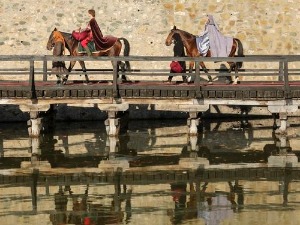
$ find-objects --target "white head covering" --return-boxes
[201,14,234,57]
[206,15,220,31]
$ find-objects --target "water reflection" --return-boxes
[169,181,244,224]
[0,118,300,224]
[50,184,132,225]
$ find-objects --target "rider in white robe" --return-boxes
[199,15,233,57]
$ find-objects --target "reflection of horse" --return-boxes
[46,28,131,84]
[168,181,244,224]
[66,184,131,225]
[165,26,244,84]
[67,185,89,225]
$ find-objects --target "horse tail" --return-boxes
[118,37,131,71]
[235,38,244,69]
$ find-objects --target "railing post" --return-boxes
[29,58,37,100]
[194,58,202,98]
[112,59,119,98]
[43,56,47,81]
[283,60,291,99]
[278,61,284,82]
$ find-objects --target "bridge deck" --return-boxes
[0,54,300,105]
[1,80,300,100]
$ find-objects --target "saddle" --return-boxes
[72,30,89,41]
[78,41,99,54]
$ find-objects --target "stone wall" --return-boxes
[1,0,300,58]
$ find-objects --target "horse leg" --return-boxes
[56,74,62,85]
[52,61,64,85]
[61,68,70,85]
[187,61,195,82]
[233,64,239,85]
[117,61,127,82]
[199,62,212,83]
[78,60,89,84]
[63,60,77,85]
[52,66,62,85]
[228,62,239,85]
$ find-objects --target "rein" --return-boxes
[52,31,66,55]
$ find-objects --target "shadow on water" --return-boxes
[0,117,300,224]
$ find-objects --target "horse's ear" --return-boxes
[54,27,57,31]
[173,25,177,30]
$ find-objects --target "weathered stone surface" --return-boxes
[1,1,299,63]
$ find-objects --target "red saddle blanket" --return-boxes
[72,30,89,41]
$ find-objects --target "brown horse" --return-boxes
[165,26,244,84]
[46,28,131,84]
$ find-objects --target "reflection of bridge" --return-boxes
[1,158,299,186]
[0,163,298,215]
[1,119,299,170]
[1,118,299,223]
[1,55,300,137]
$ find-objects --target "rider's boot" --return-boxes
[84,47,92,56]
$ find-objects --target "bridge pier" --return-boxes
[99,103,129,136]
[187,112,200,136]
[184,102,209,135]
[267,101,299,134]
[105,136,119,157]
[19,104,54,168]
[188,136,199,152]
[19,104,51,137]
[105,111,120,136]
[20,133,52,169]
[185,135,199,159]
[28,111,42,137]
[270,132,297,169]
[278,112,288,133]
[275,133,292,154]
[98,143,130,171]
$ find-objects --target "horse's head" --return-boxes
[46,28,58,51]
[165,26,179,46]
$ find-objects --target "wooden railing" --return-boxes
[0,55,300,100]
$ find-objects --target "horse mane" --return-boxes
[173,28,196,45]
[52,31,66,55]
[173,28,196,42]
[59,31,73,40]
[55,30,77,53]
